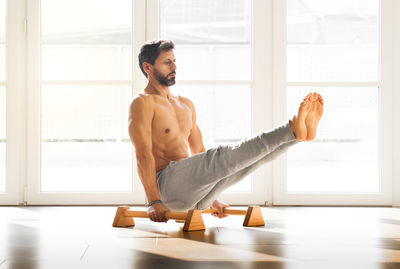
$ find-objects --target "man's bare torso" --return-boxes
[137,93,193,172]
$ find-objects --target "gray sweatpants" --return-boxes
[156,121,299,211]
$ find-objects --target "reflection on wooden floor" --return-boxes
[0,206,399,268]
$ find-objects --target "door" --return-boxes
[154,0,271,205]
[273,0,392,205]
[26,0,147,204]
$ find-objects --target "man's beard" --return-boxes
[153,69,176,86]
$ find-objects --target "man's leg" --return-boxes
[156,92,324,211]
[156,121,297,211]
[192,140,298,210]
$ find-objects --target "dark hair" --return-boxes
[138,39,175,78]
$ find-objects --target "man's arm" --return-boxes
[182,97,206,155]
[128,96,169,222]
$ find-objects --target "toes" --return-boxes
[305,93,313,100]
[317,95,324,104]
[304,92,322,104]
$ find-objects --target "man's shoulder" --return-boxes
[133,93,155,101]
[128,94,156,116]
[177,95,194,107]
[130,93,153,108]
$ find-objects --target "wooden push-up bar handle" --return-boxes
[113,205,264,232]
[124,210,188,220]
[113,207,205,231]
[201,208,248,215]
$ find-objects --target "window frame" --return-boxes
[0,0,25,205]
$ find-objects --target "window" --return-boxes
[40,0,133,192]
[286,0,380,192]
[160,0,252,192]
[1,0,395,206]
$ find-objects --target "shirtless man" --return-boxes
[129,39,324,223]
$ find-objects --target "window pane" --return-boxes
[0,86,5,192]
[41,0,132,80]
[0,0,5,81]
[173,85,252,192]
[160,0,251,80]
[286,87,379,192]
[41,86,132,192]
[172,45,251,80]
[287,0,379,82]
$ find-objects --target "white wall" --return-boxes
[393,0,400,207]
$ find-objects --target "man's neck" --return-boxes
[144,81,172,99]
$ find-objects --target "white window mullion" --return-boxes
[1,0,26,205]
[26,0,41,204]
[248,0,273,205]
[287,82,381,87]
[393,0,400,207]
[380,0,394,205]
[132,0,147,204]
[272,0,288,205]
[133,0,147,94]
[39,80,252,87]
[176,80,251,86]
[146,0,159,41]
[41,80,133,86]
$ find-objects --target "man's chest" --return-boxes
[152,99,193,138]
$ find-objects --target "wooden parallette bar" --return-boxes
[124,210,188,220]
[112,206,205,231]
[112,205,265,232]
[201,208,248,215]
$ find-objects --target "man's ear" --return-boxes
[142,62,152,77]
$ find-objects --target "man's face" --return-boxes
[151,50,177,86]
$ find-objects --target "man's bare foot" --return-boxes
[305,93,324,141]
[289,93,313,141]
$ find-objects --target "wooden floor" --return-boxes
[0,206,399,269]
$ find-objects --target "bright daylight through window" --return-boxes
[40,0,133,192]
[286,0,379,192]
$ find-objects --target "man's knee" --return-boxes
[163,199,198,212]
[192,200,211,211]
